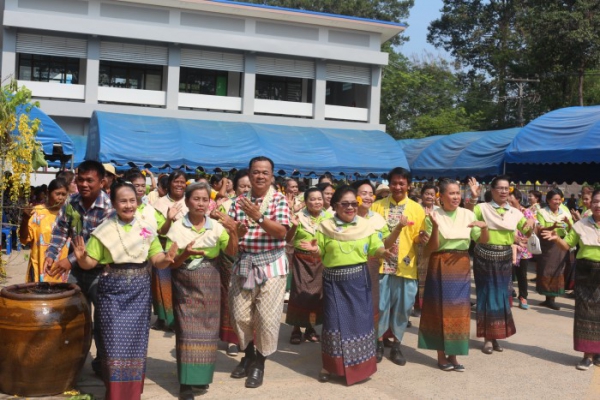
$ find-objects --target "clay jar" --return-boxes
[0,282,92,397]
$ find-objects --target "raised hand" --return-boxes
[541,230,559,241]
[428,211,439,228]
[468,220,487,229]
[183,240,205,257]
[299,239,318,253]
[167,203,183,221]
[468,177,481,199]
[238,197,262,221]
[164,242,178,264]
[290,213,299,227]
[72,235,87,261]
[571,209,581,222]
[237,221,249,237]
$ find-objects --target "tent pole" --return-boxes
[70,154,74,171]
[503,162,506,175]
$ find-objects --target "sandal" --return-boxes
[304,330,320,343]
[290,331,302,345]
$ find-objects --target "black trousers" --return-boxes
[513,258,530,299]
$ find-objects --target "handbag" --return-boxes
[527,233,542,255]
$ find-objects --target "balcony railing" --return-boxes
[178,93,242,112]
[98,87,166,107]
[324,105,368,122]
[18,80,85,101]
[255,99,313,118]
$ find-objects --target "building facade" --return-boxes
[0,0,405,138]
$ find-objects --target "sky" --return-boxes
[399,0,449,60]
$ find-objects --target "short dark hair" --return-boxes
[490,175,511,189]
[511,188,523,202]
[167,170,187,195]
[351,179,375,193]
[304,186,323,203]
[528,190,542,203]
[233,169,249,191]
[48,178,69,194]
[56,170,75,183]
[421,182,438,196]
[286,178,298,188]
[546,188,564,203]
[387,167,411,185]
[330,185,357,206]
[437,178,457,195]
[125,171,144,183]
[185,182,211,200]
[317,182,334,192]
[209,174,224,186]
[109,179,136,203]
[158,174,169,190]
[78,160,105,180]
[318,174,333,184]
[249,156,274,172]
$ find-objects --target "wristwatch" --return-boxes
[257,216,264,224]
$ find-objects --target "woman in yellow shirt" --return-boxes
[20,178,69,282]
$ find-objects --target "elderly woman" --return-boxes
[304,185,392,385]
[536,188,573,310]
[72,180,176,400]
[285,187,332,344]
[542,189,600,370]
[470,175,535,354]
[166,182,238,399]
[151,170,189,331]
[419,179,488,371]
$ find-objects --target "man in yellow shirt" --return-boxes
[372,167,426,366]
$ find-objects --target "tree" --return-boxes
[0,79,41,279]
[235,0,414,45]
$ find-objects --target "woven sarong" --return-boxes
[574,259,600,353]
[172,259,221,385]
[418,251,471,355]
[218,254,239,344]
[473,244,516,339]
[151,266,174,327]
[321,264,376,386]
[285,251,324,327]
[536,237,567,296]
[97,263,151,400]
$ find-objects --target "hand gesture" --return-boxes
[286,192,295,206]
[417,230,430,244]
[299,239,318,253]
[381,248,395,261]
[562,215,572,229]
[524,218,537,231]
[468,177,481,199]
[540,221,558,232]
[238,197,262,222]
[394,215,410,231]
[541,230,559,241]
[72,236,87,261]
[290,213,299,227]
[22,203,34,217]
[182,240,205,257]
[571,209,581,222]
[143,169,153,176]
[167,203,183,221]
[164,242,178,264]
[237,221,249,237]
[48,257,72,277]
[468,221,487,229]
[428,211,439,228]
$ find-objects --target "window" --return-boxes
[18,54,80,84]
[326,81,368,108]
[179,68,228,96]
[99,61,163,90]
[255,75,312,103]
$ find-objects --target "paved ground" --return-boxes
[2,249,600,400]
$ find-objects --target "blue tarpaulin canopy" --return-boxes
[85,111,409,177]
[14,106,74,156]
[505,106,600,164]
[48,134,86,168]
[398,128,521,180]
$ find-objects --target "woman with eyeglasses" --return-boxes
[469,175,536,354]
[303,185,392,385]
[535,188,573,310]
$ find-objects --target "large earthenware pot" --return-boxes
[0,282,92,397]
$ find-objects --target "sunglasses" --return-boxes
[338,201,358,208]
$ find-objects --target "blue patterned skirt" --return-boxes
[321,263,376,386]
[97,263,152,400]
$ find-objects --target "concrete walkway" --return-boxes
[1,250,599,400]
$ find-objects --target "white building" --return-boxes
[0,0,405,140]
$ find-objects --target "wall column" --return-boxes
[242,53,256,115]
[85,37,100,104]
[313,59,326,120]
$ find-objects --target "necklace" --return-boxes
[115,218,147,259]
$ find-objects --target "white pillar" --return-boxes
[242,53,256,115]
[313,60,326,120]
[85,37,100,104]
[1,28,17,82]
[368,65,382,124]
[166,44,180,110]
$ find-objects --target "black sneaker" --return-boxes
[593,355,600,366]
[576,357,593,371]
[375,341,384,363]
[390,342,406,366]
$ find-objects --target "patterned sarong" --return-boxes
[151,266,174,327]
[418,251,471,355]
[285,251,324,327]
[574,259,600,353]
[97,263,151,400]
[218,254,239,344]
[536,237,567,296]
[172,259,221,385]
[321,264,376,386]
[473,244,516,339]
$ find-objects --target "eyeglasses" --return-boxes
[494,187,510,192]
[338,202,358,208]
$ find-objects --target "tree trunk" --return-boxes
[578,63,585,106]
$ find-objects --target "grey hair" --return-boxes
[185,181,211,200]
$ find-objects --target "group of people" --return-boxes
[14,157,600,399]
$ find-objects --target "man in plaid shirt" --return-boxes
[227,156,290,389]
[44,160,113,376]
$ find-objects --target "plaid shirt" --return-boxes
[229,191,290,277]
[46,191,114,266]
